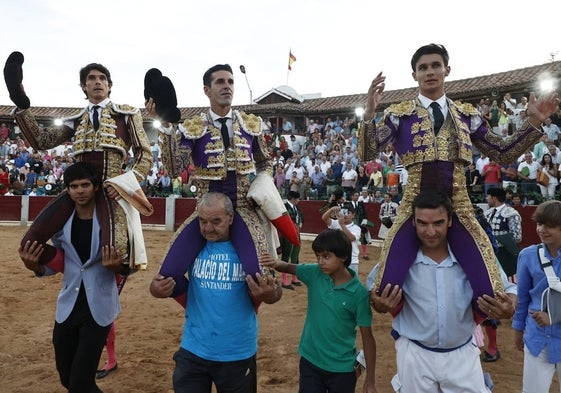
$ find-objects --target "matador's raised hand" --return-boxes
[364,72,386,121]
[527,91,560,126]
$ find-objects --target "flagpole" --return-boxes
[287,49,291,84]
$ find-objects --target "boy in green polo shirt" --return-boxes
[265,229,377,393]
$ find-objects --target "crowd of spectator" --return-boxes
[2,96,561,206]
[270,98,561,208]
[0,122,76,196]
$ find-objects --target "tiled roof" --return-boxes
[1,60,560,120]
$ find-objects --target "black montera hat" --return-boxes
[144,68,181,123]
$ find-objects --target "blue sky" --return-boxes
[1,0,559,109]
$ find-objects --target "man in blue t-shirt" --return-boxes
[150,192,282,393]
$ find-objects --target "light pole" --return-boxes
[239,65,253,104]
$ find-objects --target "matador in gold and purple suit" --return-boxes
[158,110,298,299]
[359,98,543,318]
[13,102,153,268]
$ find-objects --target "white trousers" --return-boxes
[523,346,561,393]
[391,337,491,393]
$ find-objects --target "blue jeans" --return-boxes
[298,356,356,393]
[172,348,256,393]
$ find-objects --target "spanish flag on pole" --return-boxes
[288,50,296,71]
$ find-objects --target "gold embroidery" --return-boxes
[388,100,416,116]
[412,134,423,148]
[453,101,480,117]
[374,162,504,295]
[238,111,262,136]
[183,115,206,138]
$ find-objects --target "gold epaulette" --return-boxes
[111,103,140,115]
[182,114,206,138]
[452,100,479,117]
[387,100,416,117]
[238,111,262,136]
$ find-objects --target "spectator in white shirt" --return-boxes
[515,96,528,110]
[543,118,561,147]
[503,92,517,111]
[319,154,332,175]
[475,154,489,174]
[548,144,561,164]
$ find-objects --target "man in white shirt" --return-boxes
[368,190,516,392]
[548,144,561,164]
[290,134,302,156]
[503,93,517,112]
[516,96,528,110]
[150,141,161,163]
[476,154,489,175]
[543,118,561,147]
[321,202,362,273]
[341,161,358,197]
[314,140,328,156]
[319,154,332,175]
[518,151,541,195]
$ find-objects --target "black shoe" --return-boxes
[281,284,295,290]
[482,351,500,362]
[291,281,302,287]
[96,363,118,379]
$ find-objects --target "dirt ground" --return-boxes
[0,225,558,393]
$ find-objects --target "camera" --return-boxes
[340,208,349,216]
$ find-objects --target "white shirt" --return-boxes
[366,246,516,348]
[88,98,110,126]
[341,168,357,181]
[475,156,489,174]
[328,219,361,265]
[209,109,233,139]
[418,94,449,124]
[518,160,540,180]
[319,160,331,175]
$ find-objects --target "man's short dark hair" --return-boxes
[203,64,233,87]
[332,189,344,200]
[79,63,112,98]
[487,187,506,202]
[312,228,351,267]
[410,43,449,71]
[287,191,300,200]
[412,189,453,218]
[63,162,100,188]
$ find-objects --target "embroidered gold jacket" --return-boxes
[13,103,152,182]
[159,110,272,181]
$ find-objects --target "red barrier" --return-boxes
[0,196,22,221]
[174,198,196,230]
[140,197,168,226]
[0,196,540,249]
